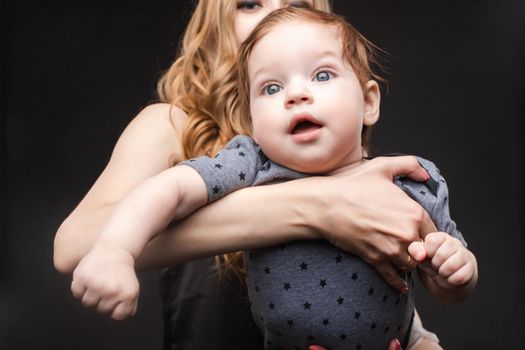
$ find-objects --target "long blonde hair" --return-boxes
[157,0,332,274]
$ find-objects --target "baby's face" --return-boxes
[248,20,378,174]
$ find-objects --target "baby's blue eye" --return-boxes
[315,71,332,82]
[264,84,282,95]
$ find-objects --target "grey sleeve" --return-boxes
[394,156,467,247]
[180,135,261,203]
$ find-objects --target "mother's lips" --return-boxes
[288,113,324,134]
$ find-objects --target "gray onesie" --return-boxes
[182,135,466,350]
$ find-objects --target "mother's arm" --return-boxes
[54,103,433,291]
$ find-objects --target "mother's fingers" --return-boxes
[418,207,437,239]
[373,262,408,293]
[387,338,402,350]
[379,155,429,182]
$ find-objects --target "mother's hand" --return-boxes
[309,338,402,350]
[306,156,437,291]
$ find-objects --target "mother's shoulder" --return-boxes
[136,103,187,125]
[113,103,187,164]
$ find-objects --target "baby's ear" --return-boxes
[363,80,380,126]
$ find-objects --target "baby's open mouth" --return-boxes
[291,120,323,135]
[289,113,324,135]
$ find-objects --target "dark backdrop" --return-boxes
[3,0,523,349]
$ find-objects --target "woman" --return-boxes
[54,1,440,349]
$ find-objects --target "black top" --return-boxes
[161,257,264,350]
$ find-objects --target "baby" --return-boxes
[71,7,477,350]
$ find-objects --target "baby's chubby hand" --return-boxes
[408,232,477,296]
[71,244,139,320]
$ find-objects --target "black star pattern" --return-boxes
[419,190,426,196]
[287,320,294,327]
[214,163,222,169]
[354,312,361,320]
[264,266,271,274]
[335,254,342,263]
[340,333,347,340]
[283,282,291,291]
[189,159,195,162]
[269,303,275,310]
[370,323,377,330]
[299,262,308,270]
[214,153,220,158]
[368,287,375,296]
[212,186,220,195]
[383,294,388,302]
[303,302,311,310]
[322,319,330,326]
[351,273,358,281]
[319,279,327,288]
[238,151,245,157]
[238,171,246,180]
[337,297,344,305]
[236,143,240,148]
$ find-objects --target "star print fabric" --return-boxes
[180,135,307,203]
[181,135,466,350]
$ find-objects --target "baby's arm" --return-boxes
[396,157,477,303]
[408,232,478,303]
[71,164,207,320]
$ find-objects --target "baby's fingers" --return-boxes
[97,298,120,314]
[70,280,86,299]
[81,289,100,308]
[421,232,447,259]
[447,261,476,287]
[408,241,426,262]
[111,300,137,321]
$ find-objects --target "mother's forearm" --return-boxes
[136,180,321,270]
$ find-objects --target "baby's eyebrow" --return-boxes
[251,65,273,83]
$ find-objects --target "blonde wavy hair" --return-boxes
[157,0,332,275]
[236,7,385,155]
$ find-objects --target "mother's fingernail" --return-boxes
[399,284,408,294]
[393,339,401,350]
[421,168,430,180]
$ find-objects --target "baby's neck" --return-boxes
[324,158,366,176]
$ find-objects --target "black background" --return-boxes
[2,0,524,349]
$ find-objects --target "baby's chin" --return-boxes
[279,159,342,175]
